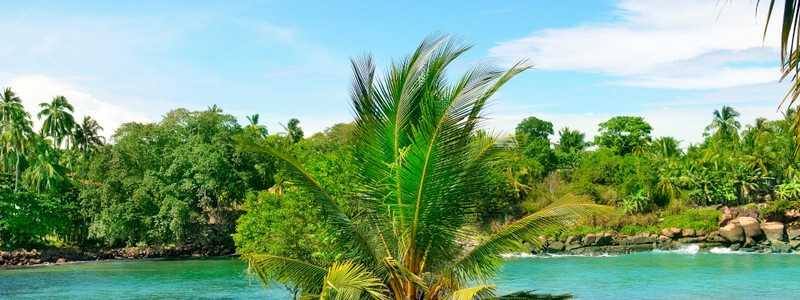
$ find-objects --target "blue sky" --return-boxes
[0,0,789,145]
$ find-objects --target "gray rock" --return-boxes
[678,237,704,243]
[522,242,536,253]
[719,220,745,243]
[736,217,764,240]
[771,241,793,253]
[565,234,582,246]
[547,241,565,252]
[682,228,696,237]
[595,233,613,246]
[582,234,597,246]
[730,243,742,251]
[760,222,787,242]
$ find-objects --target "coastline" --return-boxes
[520,219,800,256]
[0,244,235,269]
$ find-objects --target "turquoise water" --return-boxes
[2,249,800,299]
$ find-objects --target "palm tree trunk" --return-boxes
[14,151,20,192]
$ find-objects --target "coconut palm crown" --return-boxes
[240,35,608,300]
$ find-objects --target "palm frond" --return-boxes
[439,195,610,289]
[243,254,328,295]
[321,261,390,300]
[443,285,496,300]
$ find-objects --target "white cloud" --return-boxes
[2,75,151,137]
[488,0,783,89]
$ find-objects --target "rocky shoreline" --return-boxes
[0,243,235,268]
[524,216,800,256]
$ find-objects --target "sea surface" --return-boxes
[2,246,799,299]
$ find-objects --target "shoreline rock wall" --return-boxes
[532,217,800,255]
[0,243,234,268]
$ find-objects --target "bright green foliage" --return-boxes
[621,189,650,214]
[595,116,652,156]
[242,35,607,300]
[37,95,76,150]
[761,199,800,222]
[83,108,275,247]
[705,106,741,142]
[659,208,721,231]
[775,180,800,200]
[233,191,331,264]
[0,174,75,248]
[516,116,553,141]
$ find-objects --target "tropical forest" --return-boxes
[3,1,800,299]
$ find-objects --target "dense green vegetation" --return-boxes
[243,35,606,299]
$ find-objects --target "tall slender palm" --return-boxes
[73,116,105,154]
[37,95,76,150]
[705,106,741,141]
[73,116,105,180]
[245,113,269,138]
[0,87,25,173]
[286,118,303,143]
[241,35,608,299]
[2,108,35,191]
[0,87,24,123]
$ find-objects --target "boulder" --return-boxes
[661,228,674,238]
[760,222,787,242]
[595,233,613,246]
[788,228,800,240]
[565,234,582,246]
[682,228,696,237]
[771,241,793,253]
[547,241,565,252]
[719,220,745,243]
[718,206,733,227]
[696,229,708,237]
[670,228,682,237]
[736,217,764,240]
[582,234,597,246]
[522,242,536,253]
[56,258,67,263]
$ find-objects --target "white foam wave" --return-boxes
[653,244,700,254]
[708,247,762,254]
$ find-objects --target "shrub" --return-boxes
[660,208,721,231]
[761,199,800,222]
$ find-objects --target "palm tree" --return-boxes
[245,114,269,138]
[1,107,35,191]
[241,35,607,299]
[760,1,800,154]
[705,106,741,141]
[37,95,76,150]
[73,116,105,154]
[23,137,68,193]
[0,87,24,123]
[0,87,25,173]
[286,118,303,143]
[73,116,105,180]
